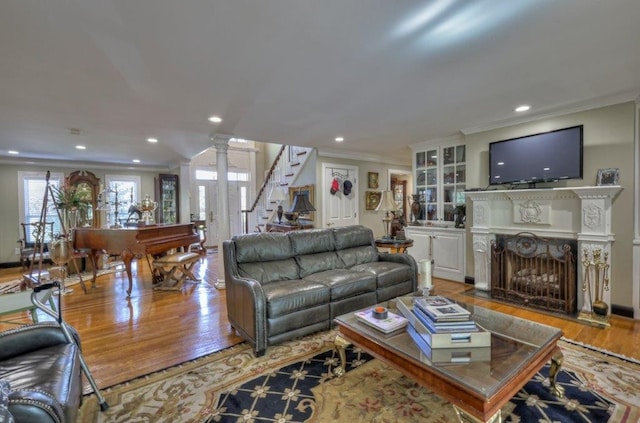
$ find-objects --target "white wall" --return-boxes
[465,102,635,309]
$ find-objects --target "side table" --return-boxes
[374,238,414,254]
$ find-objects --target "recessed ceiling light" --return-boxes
[147,137,158,143]
[75,145,86,150]
[8,150,19,155]
[514,105,531,112]
[208,116,222,123]
[335,136,344,142]
[132,159,140,163]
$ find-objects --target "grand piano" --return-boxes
[73,223,200,297]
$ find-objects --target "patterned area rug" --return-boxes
[77,331,640,423]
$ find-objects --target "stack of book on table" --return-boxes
[396,296,491,364]
[354,306,409,335]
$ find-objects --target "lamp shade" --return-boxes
[269,186,286,202]
[289,193,316,214]
[376,190,397,212]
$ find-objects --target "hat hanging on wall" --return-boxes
[343,180,353,196]
[330,178,340,195]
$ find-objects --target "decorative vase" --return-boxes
[410,194,422,224]
[65,208,78,232]
[48,237,73,295]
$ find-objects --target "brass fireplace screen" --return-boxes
[491,232,577,315]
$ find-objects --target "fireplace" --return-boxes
[491,232,577,314]
[466,186,622,314]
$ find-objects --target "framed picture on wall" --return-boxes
[596,168,619,186]
[365,191,381,210]
[367,172,379,189]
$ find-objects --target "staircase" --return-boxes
[242,145,314,233]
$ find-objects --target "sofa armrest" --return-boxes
[0,323,79,361]
[8,389,66,423]
[378,252,418,291]
[223,240,268,355]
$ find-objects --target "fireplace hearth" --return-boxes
[491,232,577,314]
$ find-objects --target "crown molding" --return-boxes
[0,156,172,172]
[317,147,410,167]
[409,133,464,151]
[461,90,640,136]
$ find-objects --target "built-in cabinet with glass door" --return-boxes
[414,144,466,223]
[408,142,466,282]
[156,174,179,224]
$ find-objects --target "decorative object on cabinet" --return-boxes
[410,194,424,224]
[453,204,466,228]
[156,174,179,224]
[376,190,398,239]
[269,186,287,223]
[288,185,314,221]
[66,170,101,227]
[365,191,381,210]
[287,189,316,225]
[596,168,619,186]
[367,172,379,189]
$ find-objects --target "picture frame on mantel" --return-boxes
[596,168,619,186]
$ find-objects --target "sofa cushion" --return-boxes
[337,245,379,268]
[351,261,414,288]
[237,259,299,284]
[295,252,343,278]
[333,225,374,249]
[233,232,293,263]
[289,229,335,255]
[304,269,376,300]
[262,279,330,317]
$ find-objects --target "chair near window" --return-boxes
[17,221,54,270]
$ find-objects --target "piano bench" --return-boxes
[152,252,201,291]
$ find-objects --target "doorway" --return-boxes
[195,178,248,248]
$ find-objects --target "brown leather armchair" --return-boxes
[0,323,83,422]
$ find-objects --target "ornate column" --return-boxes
[467,192,493,291]
[575,187,622,324]
[212,133,232,289]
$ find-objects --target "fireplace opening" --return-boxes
[491,232,577,315]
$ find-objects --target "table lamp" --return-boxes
[269,186,287,223]
[288,192,315,225]
[376,190,398,239]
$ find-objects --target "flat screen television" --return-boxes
[489,125,583,187]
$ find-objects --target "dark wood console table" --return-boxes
[266,222,313,233]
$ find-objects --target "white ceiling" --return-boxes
[1,1,639,170]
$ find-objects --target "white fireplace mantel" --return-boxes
[466,186,622,312]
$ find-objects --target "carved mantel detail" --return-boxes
[466,186,622,312]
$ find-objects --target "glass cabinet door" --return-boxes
[157,174,179,224]
[413,144,465,223]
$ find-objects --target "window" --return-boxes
[104,175,141,227]
[18,171,64,241]
[195,169,249,182]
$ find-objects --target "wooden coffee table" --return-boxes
[333,297,564,423]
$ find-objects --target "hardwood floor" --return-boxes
[1,251,639,396]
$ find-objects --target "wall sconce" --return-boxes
[376,190,398,239]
